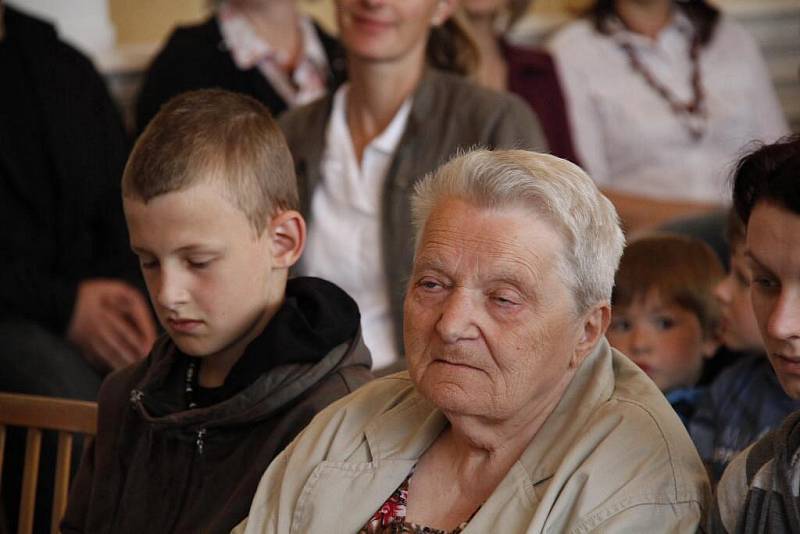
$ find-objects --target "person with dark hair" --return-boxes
[281,0,546,374]
[710,134,800,533]
[463,0,579,164]
[549,0,788,232]
[136,0,346,132]
[61,90,373,534]
[690,208,800,484]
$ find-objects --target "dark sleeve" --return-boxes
[84,54,137,286]
[60,377,110,533]
[0,39,132,333]
[0,265,78,333]
[689,386,723,480]
[61,365,142,533]
[135,24,223,133]
[135,30,187,133]
[59,435,96,534]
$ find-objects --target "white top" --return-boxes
[218,4,328,108]
[298,84,413,372]
[548,13,789,204]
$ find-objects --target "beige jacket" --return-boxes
[236,339,709,533]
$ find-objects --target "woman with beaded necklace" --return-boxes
[549,0,788,233]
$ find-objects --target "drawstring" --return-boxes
[196,428,207,455]
[129,387,208,455]
[129,389,144,404]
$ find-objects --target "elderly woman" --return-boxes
[236,149,710,533]
[282,0,545,374]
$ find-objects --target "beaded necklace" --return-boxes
[619,32,707,140]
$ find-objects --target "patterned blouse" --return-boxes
[358,471,470,534]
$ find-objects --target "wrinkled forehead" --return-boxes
[414,199,567,282]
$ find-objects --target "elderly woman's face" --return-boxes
[404,198,585,421]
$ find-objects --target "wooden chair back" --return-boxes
[0,392,97,534]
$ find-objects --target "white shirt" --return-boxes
[549,13,789,204]
[218,4,328,108]
[298,84,413,371]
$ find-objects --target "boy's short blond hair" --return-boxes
[612,233,724,338]
[122,89,297,234]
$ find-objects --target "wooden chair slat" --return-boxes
[0,393,96,434]
[18,428,42,534]
[51,432,73,534]
[0,393,97,534]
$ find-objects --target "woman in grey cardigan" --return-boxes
[280,0,546,374]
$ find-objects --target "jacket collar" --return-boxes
[361,339,615,487]
[130,329,370,431]
[517,339,615,486]
[363,383,448,461]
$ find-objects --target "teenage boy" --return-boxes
[690,209,800,483]
[61,89,373,533]
[710,134,800,533]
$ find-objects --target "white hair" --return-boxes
[411,149,625,313]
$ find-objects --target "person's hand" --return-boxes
[67,279,157,373]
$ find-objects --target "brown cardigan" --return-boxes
[280,68,547,363]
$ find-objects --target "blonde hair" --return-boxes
[122,89,297,234]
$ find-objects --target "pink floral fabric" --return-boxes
[359,472,469,534]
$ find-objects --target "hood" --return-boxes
[128,277,371,432]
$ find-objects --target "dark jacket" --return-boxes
[710,410,800,533]
[690,354,800,482]
[280,68,546,360]
[502,39,579,165]
[61,277,373,534]
[0,6,132,333]
[135,16,346,132]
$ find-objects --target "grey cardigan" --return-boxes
[280,68,547,363]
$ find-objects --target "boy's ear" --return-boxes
[571,303,611,368]
[266,210,306,270]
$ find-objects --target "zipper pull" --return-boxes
[196,428,207,455]
[129,389,144,404]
